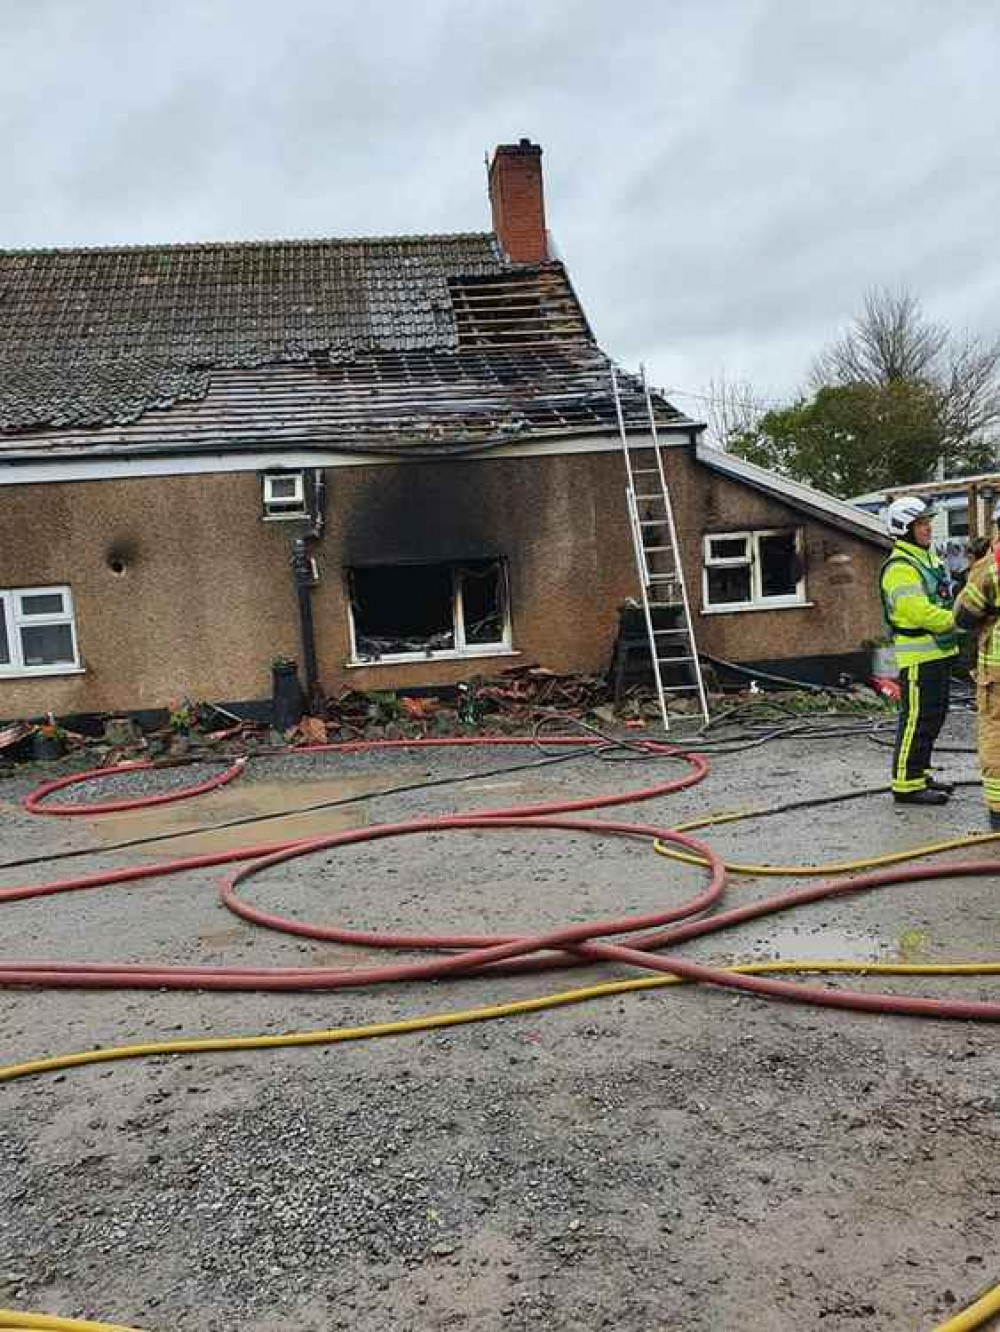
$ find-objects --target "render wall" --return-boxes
[0,448,885,719]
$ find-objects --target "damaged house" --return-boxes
[0,140,889,721]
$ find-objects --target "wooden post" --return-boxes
[968,483,981,543]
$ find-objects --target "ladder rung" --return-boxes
[614,363,708,729]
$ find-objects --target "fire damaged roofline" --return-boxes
[694,440,891,548]
[0,343,699,468]
[0,231,611,435]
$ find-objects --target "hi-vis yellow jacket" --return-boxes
[879,539,959,668]
[955,546,1000,681]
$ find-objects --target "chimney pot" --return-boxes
[488,139,548,265]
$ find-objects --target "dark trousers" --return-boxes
[892,657,951,793]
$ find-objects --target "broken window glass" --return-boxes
[704,529,804,609]
[758,530,800,598]
[349,559,510,660]
[458,561,505,645]
[351,564,455,658]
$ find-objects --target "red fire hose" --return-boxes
[4,737,999,1021]
[24,756,248,815]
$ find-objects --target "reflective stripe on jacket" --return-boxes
[879,539,959,668]
[955,545,1000,681]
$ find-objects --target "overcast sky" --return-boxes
[3,0,998,415]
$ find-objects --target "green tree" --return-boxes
[731,380,992,499]
[725,287,1000,495]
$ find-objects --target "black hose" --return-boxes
[699,652,844,694]
[0,747,598,873]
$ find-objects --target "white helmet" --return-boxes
[885,495,936,537]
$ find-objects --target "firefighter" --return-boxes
[880,496,959,805]
[954,498,1000,829]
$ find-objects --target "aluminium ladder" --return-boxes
[611,365,710,732]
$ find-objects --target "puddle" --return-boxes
[734,923,892,964]
[90,774,395,857]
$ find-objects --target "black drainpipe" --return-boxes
[287,471,328,715]
[291,538,323,713]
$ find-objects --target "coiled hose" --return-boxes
[4,735,999,1330]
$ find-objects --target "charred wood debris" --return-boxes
[0,667,699,770]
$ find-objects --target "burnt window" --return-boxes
[703,529,805,612]
[348,559,511,662]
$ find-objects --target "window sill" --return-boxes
[702,601,813,616]
[0,664,87,680]
[347,648,520,668]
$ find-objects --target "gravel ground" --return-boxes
[0,713,998,1331]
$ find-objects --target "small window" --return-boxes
[947,506,969,538]
[703,529,805,611]
[0,585,81,676]
[705,535,750,564]
[348,559,511,662]
[262,472,307,518]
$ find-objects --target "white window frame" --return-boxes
[702,528,807,613]
[262,471,307,520]
[347,559,516,666]
[0,585,83,677]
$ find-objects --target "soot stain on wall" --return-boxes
[341,460,511,565]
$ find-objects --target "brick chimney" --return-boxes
[488,139,548,265]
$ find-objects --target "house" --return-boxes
[0,140,890,721]
[853,473,1000,555]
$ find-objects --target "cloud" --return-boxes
[1,0,997,399]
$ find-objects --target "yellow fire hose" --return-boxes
[933,1282,1000,1331]
[3,959,1000,1086]
[3,1284,999,1332]
[2,964,1000,1330]
[3,819,998,1329]
[657,815,1000,877]
[0,1314,143,1331]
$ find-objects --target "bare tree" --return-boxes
[937,332,1000,454]
[811,286,947,388]
[810,285,1000,468]
[704,372,763,450]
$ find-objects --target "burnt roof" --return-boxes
[0,230,694,454]
[3,346,687,459]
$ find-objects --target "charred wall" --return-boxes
[0,447,886,719]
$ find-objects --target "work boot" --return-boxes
[926,776,955,796]
[893,788,949,806]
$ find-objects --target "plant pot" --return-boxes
[272,660,304,732]
[31,732,65,761]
